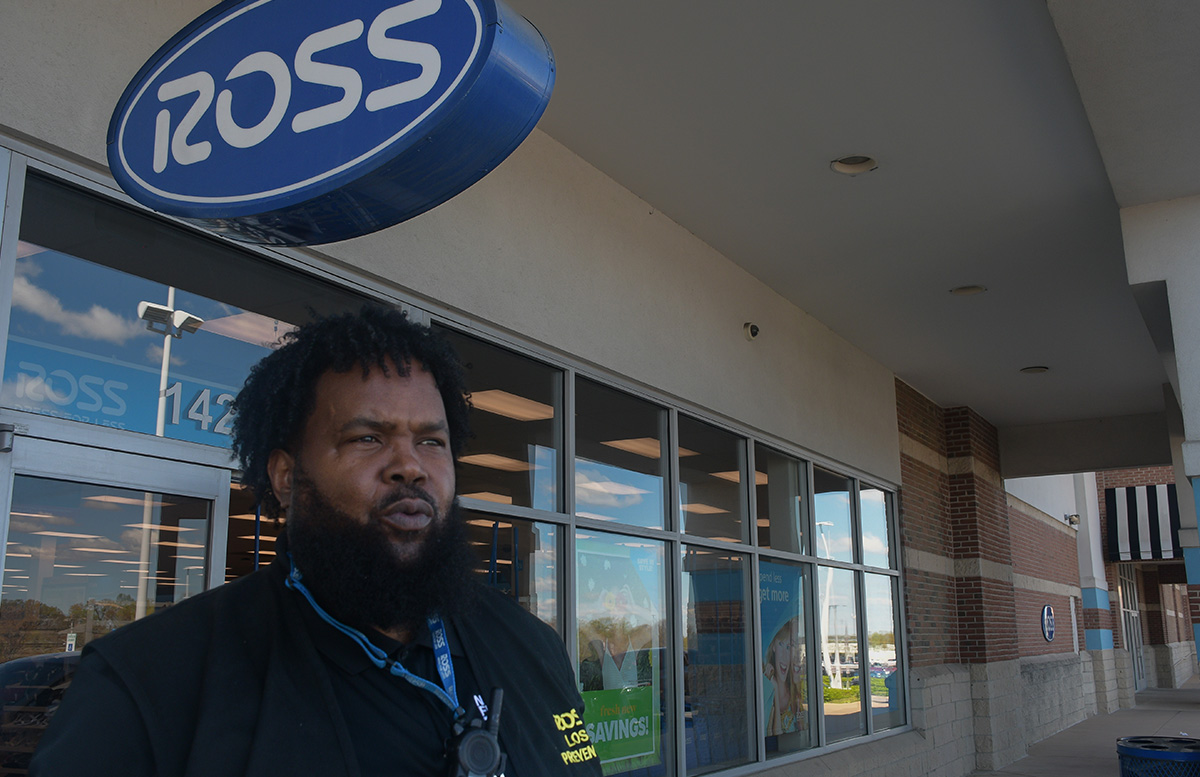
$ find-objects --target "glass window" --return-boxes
[678,417,747,544]
[754,445,806,553]
[0,476,210,662]
[813,468,854,563]
[576,531,673,776]
[6,174,364,447]
[438,328,561,512]
[681,546,753,773]
[464,510,559,632]
[860,487,892,569]
[224,483,281,582]
[819,567,864,742]
[865,574,903,732]
[574,379,666,529]
[759,558,812,756]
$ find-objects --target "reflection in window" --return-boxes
[678,417,747,544]
[464,510,559,632]
[819,567,864,742]
[577,532,673,776]
[860,487,891,569]
[813,468,854,563]
[7,174,364,448]
[681,547,753,773]
[223,483,282,582]
[759,559,812,757]
[0,476,210,663]
[438,328,560,512]
[575,379,666,529]
[754,445,806,553]
[865,574,903,732]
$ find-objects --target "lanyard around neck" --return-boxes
[285,559,463,719]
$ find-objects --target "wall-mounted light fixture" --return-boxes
[1065,513,1081,526]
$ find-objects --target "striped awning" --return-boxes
[1105,484,1181,562]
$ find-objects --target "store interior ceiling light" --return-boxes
[123,523,196,531]
[830,155,879,176]
[711,470,769,485]
[459,453,537,472]
[950,285,988,296]
[470,389,555,421]
[601,438,699,459]
[32,530,100,539]
[462,491,514,505]
[85,495,176,507]
[682,502,729,515]
[71,547,131,553]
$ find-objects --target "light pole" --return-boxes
[816,521,842,689]
[133,288,204,619]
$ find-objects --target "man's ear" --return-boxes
[267,449,296,512]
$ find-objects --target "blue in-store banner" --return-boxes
[107,0,555,245]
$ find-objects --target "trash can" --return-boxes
[1118,736,1200,776]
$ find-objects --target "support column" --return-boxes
[945,408,1024,771]
[1074,472,1119,710]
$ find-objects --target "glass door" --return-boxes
[0,437,229,662]
[1118,565,1146,691]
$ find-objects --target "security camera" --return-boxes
[744,322,760,341]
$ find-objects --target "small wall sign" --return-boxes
[108,0,554,245]
[1041,605,1055,642]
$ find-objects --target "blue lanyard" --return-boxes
[285,560,463,719]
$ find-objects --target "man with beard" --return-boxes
[32,306,601,777]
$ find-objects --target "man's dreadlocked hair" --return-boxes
[230,305,470,519]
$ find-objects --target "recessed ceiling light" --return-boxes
[830,155,878,176]
[950,285,988,296]
[1020,366,1050,374]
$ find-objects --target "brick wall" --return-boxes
[896,381,958,669]
[897,380,1078,668]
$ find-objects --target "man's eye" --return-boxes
[354,435,379,444]
[420,438,447,447]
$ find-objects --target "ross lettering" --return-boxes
[552,708,583,731]
[16,362,128,418]
[152,0,446,171]
[215,51,292,148]
[292,20,365,133]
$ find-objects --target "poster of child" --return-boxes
[762,618,804,735]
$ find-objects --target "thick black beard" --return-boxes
[286,469,476,635]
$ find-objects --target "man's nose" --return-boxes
[383,440,426,483]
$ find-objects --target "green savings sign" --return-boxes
[583,686,658,774]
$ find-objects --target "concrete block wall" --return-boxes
[756,665,975,777]
[1019,653,1089,744]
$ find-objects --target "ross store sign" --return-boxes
[1041,605,1056,642]
[107,0,554,245]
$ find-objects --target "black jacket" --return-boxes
[32,558,601,777]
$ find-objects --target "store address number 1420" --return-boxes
[165,383,234,435]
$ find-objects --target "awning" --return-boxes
[1105,484,1181,562]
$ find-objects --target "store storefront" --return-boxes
[0,149,906,775]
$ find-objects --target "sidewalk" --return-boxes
[972,675,1200,776]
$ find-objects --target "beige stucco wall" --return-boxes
[0,0,901,482]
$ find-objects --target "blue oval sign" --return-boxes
[1041,604,1055,642]
[108,0,554,245]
